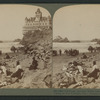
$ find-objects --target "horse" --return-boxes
[52,50,58,56]
[68,49,79,56]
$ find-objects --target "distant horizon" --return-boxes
[0,38,22,41]
[53,35,100,41]
[53,5,100,41]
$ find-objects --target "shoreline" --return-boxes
[53,41,100,54]
[53,41,97,43]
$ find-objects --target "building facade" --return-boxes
[23,8,51,34]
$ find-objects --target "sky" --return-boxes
[0,4,50,41]
[53,4,100,41]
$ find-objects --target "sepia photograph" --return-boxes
[53,4,100,89]
[0,4,52,88]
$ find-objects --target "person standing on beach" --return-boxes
[59,49,62,56]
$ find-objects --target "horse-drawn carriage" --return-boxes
[64,49,79,56]
[52,50,58,56]
[88,46,100,53]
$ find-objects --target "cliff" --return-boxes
[21,29,51,45]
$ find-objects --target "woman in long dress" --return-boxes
[88,61,99,79]
[11,61,24,79]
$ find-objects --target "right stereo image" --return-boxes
[52,4,100,89]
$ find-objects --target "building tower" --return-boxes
[35,8,42,21]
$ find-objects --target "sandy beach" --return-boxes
[0,49,52,88]
[53,51,100,88]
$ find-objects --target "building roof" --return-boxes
[25,16,50,22]
[25,8,51,23]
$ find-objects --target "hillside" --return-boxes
[21,29,51,44]
[19,29,52,88]
[0,29,52,88]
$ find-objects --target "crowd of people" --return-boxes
[0,60,24,86]
[52,46,100,88]
[0,45,100,88]
[59,60,100,88]
[0,45,51,87]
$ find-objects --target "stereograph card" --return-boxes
[0,3,99,96]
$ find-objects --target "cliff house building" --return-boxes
[23,8,51,34]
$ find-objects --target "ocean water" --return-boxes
[53,42,100,53]
[0,41,100,53]
[0,42,23,53]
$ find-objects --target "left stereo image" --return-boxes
[0,4,52,88]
